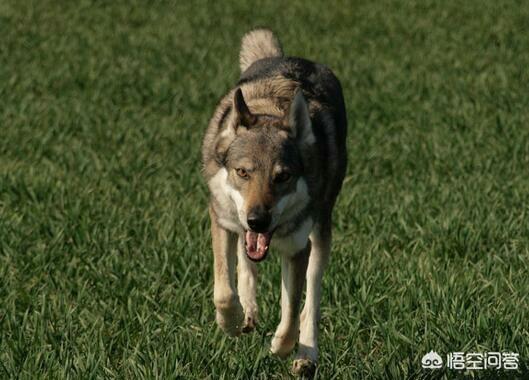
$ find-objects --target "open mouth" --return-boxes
[245,230,273,262]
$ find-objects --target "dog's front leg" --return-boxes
[270,241,310,358]
[237,237,258,332]
[210,207,244,337]
[292,224,331,376]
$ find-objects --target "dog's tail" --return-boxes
[239,29,283,72]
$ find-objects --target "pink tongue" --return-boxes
[245,231,272,261]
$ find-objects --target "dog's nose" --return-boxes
[247,209,271,232]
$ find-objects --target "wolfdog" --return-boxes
[201,29,347,376]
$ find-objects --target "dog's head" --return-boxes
[213,88,314,261]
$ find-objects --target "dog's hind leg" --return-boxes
[270,242,310,358]
[292,221,331,376]
[237,236,258,332]
[210,206,244,337]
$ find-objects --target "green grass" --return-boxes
[1,0,529,379]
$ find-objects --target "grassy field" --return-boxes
[1,0,529,379]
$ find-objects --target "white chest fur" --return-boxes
[271,217,313,256]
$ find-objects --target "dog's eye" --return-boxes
[275,172,291,183]
[236,168,249,179]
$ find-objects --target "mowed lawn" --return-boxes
[1,1,528,379]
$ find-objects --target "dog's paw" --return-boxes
[291,357,316,378]
[270,326,298,358]
[292,345,318,377]
[242,313,257,333]
[215,299,244,337]
[240,301,258,333]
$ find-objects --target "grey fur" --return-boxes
[201,29,348,375]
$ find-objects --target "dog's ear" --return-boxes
[214,89,254,165]
[288,90,315,145]
[233,88,256,128]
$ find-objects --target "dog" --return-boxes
[201,29,347,376]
